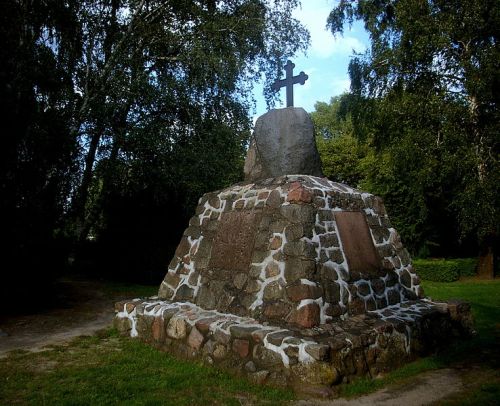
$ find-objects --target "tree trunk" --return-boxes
[477,244,494,279]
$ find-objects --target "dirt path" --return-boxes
[295,369,462,405]
[0,279,120,356]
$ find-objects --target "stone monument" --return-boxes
[114,62,473,394]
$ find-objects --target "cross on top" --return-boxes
[271,60,308,107]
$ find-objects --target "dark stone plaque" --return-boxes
[209,211,260,272]
[334,211,381,279]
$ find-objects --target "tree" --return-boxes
[328,0,499,271]
[311,95,369,186]
[0,0,82,298]
[0,1,310,288]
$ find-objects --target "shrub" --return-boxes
[413,259,459,282]
[453,258,477,277]
[413,258,477,282]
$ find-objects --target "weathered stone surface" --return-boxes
[187,326,204,350]
[284,224,305,241]
[280,204,315,224]
[230,325,259,340]
[232,339,250,358]
[324,281,341,304]
[285,258,316,282]
[210,211,260,272]
[262,302,292,319]
[245,360,257,372]
[167,316,187,339]
[213,343,227,359]
[400,269,412,288]
[255,345,283,368]
[113,316,132,332]
[248,370,269,384]
[287,182,314,204]
[233,273,248,290]
[287,303,320,328]
[244,108,323,181]
[305,344,330,361]
[175,284,194,301]
[286,283,322,302]
[265,262,281,278]
[263,281,284,301]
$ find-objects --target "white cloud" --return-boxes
[331,77,351,94]
[293,1,366,59]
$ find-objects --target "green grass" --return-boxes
[0,329,294,405]
[101,281,158,298]
[340,278,500,400]
[2,278,499,404]
[423,279,500,339]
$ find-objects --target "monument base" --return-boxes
[114,297,473,392]
[114,174,474,395]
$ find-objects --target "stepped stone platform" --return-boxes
[115,175,473,391]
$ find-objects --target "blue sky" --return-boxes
[253,0,370,118]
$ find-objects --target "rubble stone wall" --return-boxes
[114,298,473,390]
[158,175,422,329]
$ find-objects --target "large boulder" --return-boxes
[244,108,323,181]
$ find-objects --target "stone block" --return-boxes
[269,235,283,250]
[262,302,292,319]
[248,370,269,384]
[285,258,316,282]
[263,281,284,301]
[284,224,305,241]
[114,316,132,333]
[283,240,317,258]
[324,281,341,304]
[229,325,259,340]
[280,204,315,224]
[287,182,314,204]
[195,317,217,334]
[152,317,165,342]
[232,339,250,358]
[214,329,231,345]
[266,190,282,208]
[244,108,323,181]
[188,326,204,350]
[265,262,281,278]
[233,273,248,290]
[254,345,283,368]
[400,269,412,289]
[167,316,187,340]
[213,343,227,359]
[175,284,194,301]
[305,344,330,361]
[287,303,320,328]
[286,283,322,302]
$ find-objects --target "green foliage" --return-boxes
[312,96,370,186]
[323,0,500,257]
[1,0,310,286]
[413,258,478,282]
[413,259,460,282]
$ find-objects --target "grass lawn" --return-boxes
[1,277,499,405]
[0,329,293,405]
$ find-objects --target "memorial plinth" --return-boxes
[114,108,473,394]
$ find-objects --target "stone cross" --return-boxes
[271,60,309,107]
